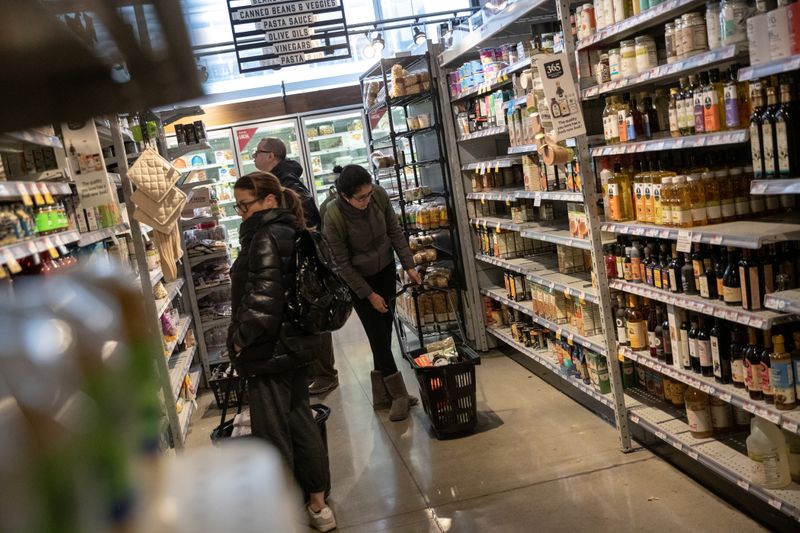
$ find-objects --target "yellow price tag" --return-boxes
[45,238,58,259]
[3,250,21,275]
[481,197,486,205]
[578,292,586,305]
[495,163,500,173]
[0,264,6,279]
[32,184,45,206]
[482,220,488,230]
[40,183,55,205]
[618,349,625,362]
[563,287,571,299]
[495,226,502,234]
[505,199,511,207]
[16,183,33,207]
[555,328,562,341]
[475,166,480,174]
[567,334,574,346]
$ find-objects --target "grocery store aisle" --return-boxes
[187,317,767,532]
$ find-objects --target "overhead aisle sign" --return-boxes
[227,0,351,74]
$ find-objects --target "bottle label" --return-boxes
[750,123,763,178]
[698,340,712,367]
[716,276,725,298]
[603,114,611,141]
[761,361,772,395]
[654,268,663,289]
[607,183,621,220]
[771,361,797,403]
[692,259,704,280]
[699,276,711,298]
[732,358,745,383]
[631,258,642,282]
[735,197,751,217]
[776,121,790,177]
[763,122,776,175]
[723,285,742,304]
[745,359,763,391]
[674,208,692,225]
[669,269,680,293]
[710,403,732,429]
[623,262,633,281]
[677,99,688,129]
[617,111,627,142]
[626,116,636,141]
[648,331,658,351]
[724,85,740,128]
[704,90,721,132]
[669,107,679,134]
[694,95,705,133]
[711,337,722,377]
[688,338,699,362]
[653,184,663,223]
[627,321,648,350]
[609,115,620,139]
[750,452,783,486]
[763,263,775,295]
[616,318,628,344]
[721,199,737,219]
[706,202,722,221]
[687,407,713,434]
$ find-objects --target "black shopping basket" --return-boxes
[398,284,481,439]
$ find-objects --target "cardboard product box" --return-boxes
[747,14,771,65]
[790,2,800,54]
[588,352,611,394]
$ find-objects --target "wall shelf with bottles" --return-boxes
[0,181,72,199]
[168,343,196,401]
[488,325,616,409]
[738,54,800,82]
[0,129,64,149]
[475,253,599,303]
[520,227,597,251]
[466,188,523,202]
[625,387,800,521]
[458,126,509,142]
[600,219,800,249]
[461,156,522,171]
[450,57,532,102]
[77,223,130,247]
[591,130,749,157]
[575,0,707,50]
[582,44,746,99]
[610,279,797,329]
[481,286,609,354]
[765,289,800,315]
[0,230,80,263]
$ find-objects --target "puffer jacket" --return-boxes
[272,158,322,229]
[227,208,320,376]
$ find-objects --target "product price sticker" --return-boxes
[567,333,574,346]
[736,479,750,491]
[16,183,33,206]
[630,414,640,424]
[0,182,10,197]
[743,402,757,413]
[655,430,666,440]
[748,317,765,329]
[783,421,799,433]
[39,183,55,205]
[768,498,782,511]
[44,237,59,259]
[659,229,672,239]
[676,230,693,253]
[633,227,646,236]
[710,234,723,245]
[534,193,542,207]
[757,408,781,425]
[2,249,22,274]
[32,185,45,206]
[687,450,699,460]
[691,232,702,243]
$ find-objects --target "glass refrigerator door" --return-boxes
[302,110,369,205]
[234,119,304,181]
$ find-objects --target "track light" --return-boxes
[412,25,426,45]
[361,32,376,58]
[372,32,385,52]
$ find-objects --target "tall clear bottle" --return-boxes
[731,167,751,219]
[671,176,693,227]
[669,88,681,137]
[771,334,797,410]
[775,80,799,178]
[687,174,707,226]
[702,171,722,224]
[694,73,707,134]
[762,86,780,179]
[750,83,766,179]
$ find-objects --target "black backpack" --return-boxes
[286,229,353,334]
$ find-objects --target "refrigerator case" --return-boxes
[301,110,369,206]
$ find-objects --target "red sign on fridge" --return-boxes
[237,128,259,152]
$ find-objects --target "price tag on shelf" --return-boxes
[578,292,586,305]
[2,249,22,274]
[737,479,750,491]
[555,328,562,341]
[674,139,685,149]
[495,163,500,173]
[16,183,33,207]
[687,450,699,460]
[567,333,574,346]
[659,229,671,239]
[482,220,488,230]
[633,227,645,236]
[630,414,640,424]
[39,183,55,205]
[474,166,480,174]
[783,421,799,433]
[534,193,542,207]
[719,392,732,402]
[655,430,666,440]
[743,402,757,413]
[748,316,765,329]
[756,407,781,424]
[496,226,502,234]
[31,184,45,206]
[676,230,693,253]
[44,238,58,259]
[700,384,715,394]
[767,498,782,511]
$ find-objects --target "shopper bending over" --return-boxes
[252,136,338,396]
[227,171,335,532]
[322,164,421,421]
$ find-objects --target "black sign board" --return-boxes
[226,0,351,74]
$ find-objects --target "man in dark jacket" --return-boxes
[253,137,338,395]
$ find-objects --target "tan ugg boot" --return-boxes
[383,372,415,422]
[371,370,391,410]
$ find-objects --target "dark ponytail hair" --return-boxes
[233,171,306,229]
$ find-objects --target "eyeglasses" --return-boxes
[351,189,373,203]
[250,148,272,159]
[234,199,260,214]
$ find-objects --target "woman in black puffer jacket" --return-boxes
[227,171,336,532]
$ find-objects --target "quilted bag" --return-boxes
[127,147,181,202]
[131,187,187,233]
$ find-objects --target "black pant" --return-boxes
[248,367,330,495]
[310,332,337,381]
[353,263,399,376]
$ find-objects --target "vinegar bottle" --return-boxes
[685,387,713,438]
[702,171,722,225]
[746,417,792,488]
[686,174,707,227]
[771,334,797,410]
[671,176,693,228]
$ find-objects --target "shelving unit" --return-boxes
[360,48,465,354]
[590,130,749,157]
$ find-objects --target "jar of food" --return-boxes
[665,22,677,63]
[634,35,657,72]
[608,48,622,80]
[720,0,748,45]
[674,17,685,59]
[596,53,611,84]
[706,1,721,50]
[580,3,596,36]
[681,12,708,57]
[620,39,638,78]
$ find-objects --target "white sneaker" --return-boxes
[307,505,337,532]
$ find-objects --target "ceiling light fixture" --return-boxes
[361,32,376,58]
[412,25,426,45]
[372,32,385,52]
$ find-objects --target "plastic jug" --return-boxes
[783,429,800,482]
[746,417,792,488]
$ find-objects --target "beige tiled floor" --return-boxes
[187,316,767,532]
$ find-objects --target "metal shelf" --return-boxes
[0,129,64,149]
[0,229,80,265]
[599,218,800,249]
[507,143,538,155]
[466,188,523,202]
[164,315,193,357]
[481,286,607,354]
[515,190,584,202]
[475,253,598,303]
[488,325,614,409]
[610,279,796,330]
[505,96,529,110]
[195,280,231,298]
[765,289,800,315]
[169,343,196,400]
[519,227,594,251]
[621,346,800,435]
[77,223,130,247]
[450,57,531,102]
[458,126,508,142]
[201,316,230,332]
[738,54,800,82]
[626,389,800,520]
[470,216,540,233]
[462,156,522,171]
[439,0,556,66]
[394,125,439,139]
[179,163,225,173]
[590,130,749,157]
[576,0,707,50]
[155,279,185,317]
[168,141,211,161]
[188,250,229,267]
[177,367,201,443]
[582,44,745,99]
[180,215,218,228]
[0,180,71,199]
[150,268,164,287]
[750,179,800,196]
